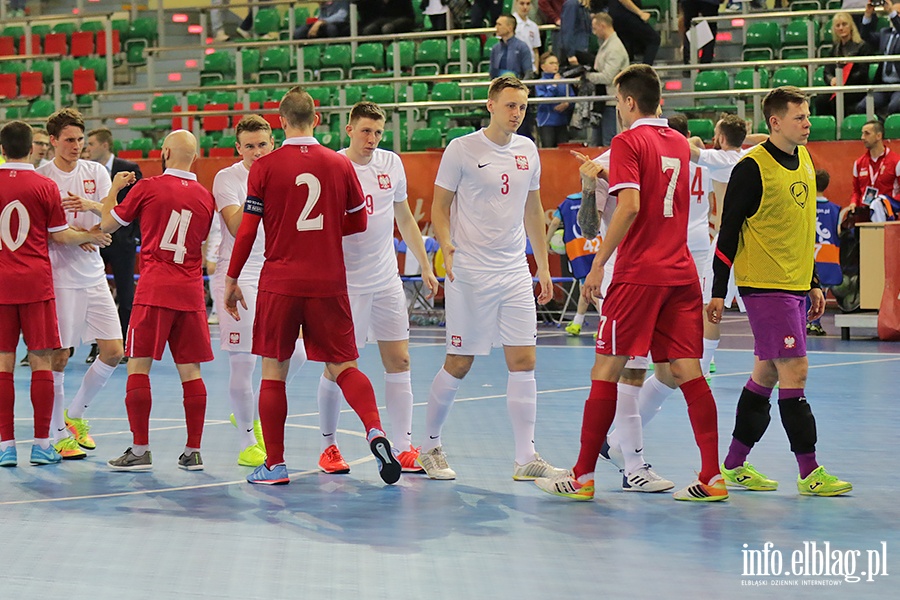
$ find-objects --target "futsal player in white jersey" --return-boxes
[417,76,566,481]
[210,115,307,467]
[315,102,439,475]
[38,109,124,459]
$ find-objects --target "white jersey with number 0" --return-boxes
[339,148,408,294]
[212,161,265,281]
[435,130,541,274]
[38,159,112,289]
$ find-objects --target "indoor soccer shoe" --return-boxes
[54,436,87,460]
[534,471,595,501]
[721,462,778,491]
[0,446,17,467]
[599,441,625,471]
[238,443,266,468]
[565,322,582,336]
[709,359,716,373]
[369,435,402,485]
[416,446,456,480]
[513,453,567,481]
[108,447,152,471]
[30,444,62,465]
[178,451,204,471]
[318,444,350,474]
[230,413,266,452]
[396,445,425,473]
[64,410,96,450]
[247,463,290,485]
[673,475,729,502]
[622,465,675,492]
[798,466,852,497]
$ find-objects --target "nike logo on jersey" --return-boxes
[478,162,491,168]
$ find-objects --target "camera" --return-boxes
[871,0,886,7]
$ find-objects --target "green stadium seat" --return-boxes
[350,42,385,77]
[414,39,448,76]
[399,82,429,103]
[687,118,715,142]
[807,115,836,141]
[447,37,480,73]
[300,44,321,71]
[253,8,282,37]
[339,84,364,105]
[130,93,180,135]
[126,44,145,66]
[320,45,352,80]
[742,22,780,61]
[127,137,154,158]
[781,19,815,60]
[79,57,107,86]
[427,111,450,131]
[771,66,807,88]
[447,126,475,142]
[825,0,841,7]
[187,91,209,107]
[410,127,443,151]
[307,86,332,107]
[386,40,415,72]
[366,84,395,105]
[840,114,868,140]
[27,98,56,118]
[80,21,105,33]
[694,70,729,93]
[0,61,27,76]
[212,90,238,106]
[240,48,260,82]
[885,114,900,139]
[733,68,769,90]
[259,47,291,83]
[813,65,826,87]
[314,131,341,150]
[247,89,268,105]
[791,0,821,9]
[50,23,76,38]
[482,36,500,61]
[200,51,235,86]
[217,134,237,148]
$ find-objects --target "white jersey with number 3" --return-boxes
[435,130,541,274]
[212,161,265,282]
[339,148,408,294]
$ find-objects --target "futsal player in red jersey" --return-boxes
[535,65,726,502]
[99,130,216,472]
[224,87,402,486]
[0,121,111,467]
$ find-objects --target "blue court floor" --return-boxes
[0,310,897,599]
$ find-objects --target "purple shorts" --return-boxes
[743,292,807,361]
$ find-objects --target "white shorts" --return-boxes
[349,278,409,348]
[211,270,257,353]
[444,269,536,355]
[56,283,122,347]
[690,244,712,305]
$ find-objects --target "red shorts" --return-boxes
[0,300,61,352]
[253,290,358,363]
[595,281,703,363]
[126,305,214,364]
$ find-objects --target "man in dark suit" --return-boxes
[860,1,900,115]
[85,128,143,363]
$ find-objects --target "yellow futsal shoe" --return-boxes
[229,413,266,453]
[54,436,87,460]
[64,410,96,450]
[720,462,778,491]
[798,466,852,497]
[238,443,266,467]
[534,470,595,501]
[564,322,582,336]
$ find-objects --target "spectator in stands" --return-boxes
[815,12,874,117]
[607,0,660,65]
[422,0,449,30]
[514,0,542,71]
[31,128,51,168]
[471,0,505,28]
[536,53,572,147]
[211,0,273,42]
[682,0,719,66]
[585,11,629,146]
[558,0,593,66]
[293,1,350,39]
[809,169,842,337]
[861,1,900,116]
[361,0,416,35]
[8,0,25,18]
[490,14,534,78]
[540,0,565,25]
[849,119,900,208]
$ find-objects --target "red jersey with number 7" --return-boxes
[111,169,215,311]
[607,118,696,286]
[244,138,366,298]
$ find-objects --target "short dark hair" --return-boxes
[864,119,884,138]
[763,86,808,131]
[0,121,34,160]
[667,113,689,137]
[488,74,529,100]
[500,13,517,31]
[815,168,830,193]
[613,64,661,116]
[349,102,386,124]
[235,114,272,141]
[718,114,747,148]
[539,51,557,67]
[279,86,317,129]
[32,127,49,139]
[46,108,85,137]
[88,127,113,148]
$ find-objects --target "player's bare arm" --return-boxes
[808,287,825,322]
[50,225,111,249]
[432,184,456,282]
[395,198,439,298]
[689,142,702,163]
[524,189,553,305]
[219,204,243,237]
[99,170,136,233]
[61,191,102,216]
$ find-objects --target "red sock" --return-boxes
[335,367,382,434]
[125,374,152,446]
[0,372,15,441]
[573,380,617,480]
[182,378,207,449]
[681,376,720,484]
[259,379,287,468]
[31,370,54,439]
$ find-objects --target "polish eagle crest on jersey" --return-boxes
[515,155,529,170]
[377,174,392,189]
[83,179,96,195]
[229,332,240,345]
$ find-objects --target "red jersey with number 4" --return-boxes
[0,164,68,304]
[245,138,366,297]
[607,119,696,286]
[111,170,215,311]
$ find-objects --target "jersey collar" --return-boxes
[630,117,669,130]
[163,168,197,180]
[0,162,35,170]
[282,136,320,146]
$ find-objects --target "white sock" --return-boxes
[316,375,343,451]
[700,338,719,376]
[285,339,307,386]
[384,371,413,451]
[613,382,644,475]
[67,359,117,419]
[35,438,51,450]
[51,371,67,442]
[637,375,675,427]
[507,370,537,465]
[573,312,586,326]
[131,444,149,456]
[0,440,15,451]
[422,368,460,453]
[229,352,258,448]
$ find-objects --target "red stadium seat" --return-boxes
[73,68,97,95]
[172,104,197,131]
[70,31,95,58]
[230,101,261,127]
[148,149,162,159]
[18,34,41,54]
[201,103,229,133]
[96,30,121,56]
[117,150,143,159]
[0,36,15,56]
[209,147,235,157]
[43,33,68,55]
[0,73,17,99]
[19,71,43,97]
[262,100,281,130]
